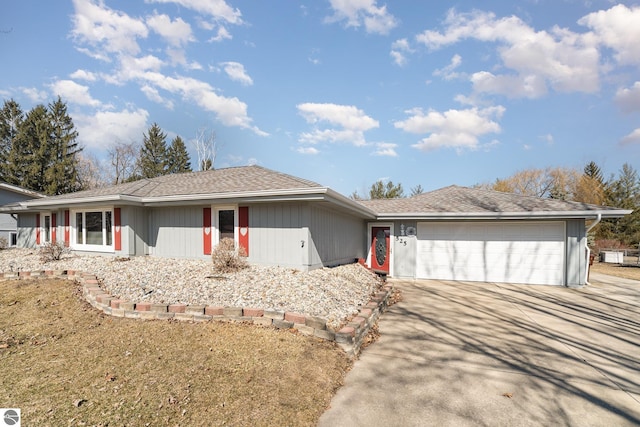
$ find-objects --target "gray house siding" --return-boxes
[248,202,307,269]
[247,202,365,270]
[17,213,37,248]
[120,206,148,257]
[147,206,204,259]
[0,188,38,245]
[565,219,587,286]
[307,204,366,269]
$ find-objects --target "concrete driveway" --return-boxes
[319,273,640,426]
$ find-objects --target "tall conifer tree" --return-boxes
[139,123,168,178]
[166,136,192,174]
[0,99,23,181]
[45,97,81,194]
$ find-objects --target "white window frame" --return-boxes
[70,207,114,252]
[213,205,238,247]
[40,212,52,245]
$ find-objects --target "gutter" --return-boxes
[584,213,602,286]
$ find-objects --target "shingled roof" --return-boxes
[358,185,629,219]
[6,165,375,217]
[34,165,323,201]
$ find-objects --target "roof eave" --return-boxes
[20,195,143,210]
[374,209,633,220]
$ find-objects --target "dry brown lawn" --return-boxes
[0,278,351,427]
[590,260,640,281]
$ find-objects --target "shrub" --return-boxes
[0,237,8,250]
[39,242,69,263]
[211,238,248,273]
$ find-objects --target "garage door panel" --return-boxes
[417,222,565,285]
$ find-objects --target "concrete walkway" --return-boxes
[319,273,640,426]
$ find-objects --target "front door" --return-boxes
[370,226,390,273]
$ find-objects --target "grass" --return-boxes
[590,260,640,281]
[0,278,351,426]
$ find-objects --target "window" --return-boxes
[73,209,114,250]
[10,232,17,246]
[213,206,237,247]
[219,210,235,240]
[43,214,51,243]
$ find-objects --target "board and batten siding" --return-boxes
[565,219,587,286]
[307,204,366,269]
[147,206,205,259]
[248,202,306,269]
[16,213,37,248]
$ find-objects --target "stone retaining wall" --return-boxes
[0,269,393,358]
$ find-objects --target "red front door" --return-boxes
[370,227,390,273]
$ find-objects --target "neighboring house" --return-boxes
[0,166,631,287]
[0,182,44,246]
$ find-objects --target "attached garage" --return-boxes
[416,221,565,285]
[359,185,631,287]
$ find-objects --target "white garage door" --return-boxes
[417,222,565,285]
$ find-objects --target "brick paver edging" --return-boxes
[0,269,393,358]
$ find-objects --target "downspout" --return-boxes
[584,213,601,286]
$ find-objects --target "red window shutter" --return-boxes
[114,208,121,251]
[203,207,212,255]
[238,206,249,257]
[51,213,57,242]
[36,213,41,245]
[64,210,70,247]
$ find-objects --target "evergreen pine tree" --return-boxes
[166,136,192,174]
[138,123,168,178]
[44,97,82,195]
[7,104,50,192]
[0,99,23,182]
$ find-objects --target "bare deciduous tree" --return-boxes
[192,127,220,171]
[108,140,140,184]
[76,153,107,190]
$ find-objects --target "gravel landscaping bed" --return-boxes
[0,249,383,329]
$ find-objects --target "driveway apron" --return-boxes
[319,273,640,427]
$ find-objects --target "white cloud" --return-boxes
[297,147,320,155]
[372,142,398,157]
[208,26,232,42]
[75,108,149,150]
[390,38,413,66]
[615,82,640,113]
[471,71,548,99]
[433,54,463,80]
[394,105,505,152]
[325,0,398,35]
[579,4,640,66]
[146,12,194,47]
[71,0,148,58]
[140,71,266,135]
[621,128,640,145]
[297,102,379,146]
[416,9,600,97]
[21,87,48,103]
[49,80,102,107]
[220,62,253,86]
[540,133,554,145]
[70,69,98,82]
[146,0,242,25]
[140,85,174,109]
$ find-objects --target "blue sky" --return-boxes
[1,0,639,196]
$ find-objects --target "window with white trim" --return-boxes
[214,206,238,246]
[72,209,113,251]
[43,214,51,243]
